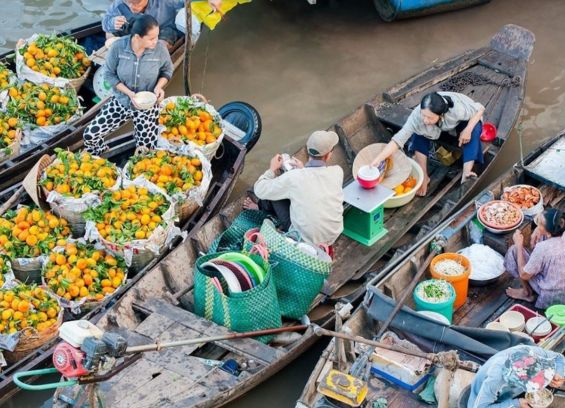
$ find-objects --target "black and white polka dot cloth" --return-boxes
[83,97,159,155]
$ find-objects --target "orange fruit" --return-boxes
[394,185,405,195]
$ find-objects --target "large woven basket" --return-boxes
[66,66,91,92]
[0,129,22,164]
[4,302,63,363]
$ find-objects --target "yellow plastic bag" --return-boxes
[192,0,252,30]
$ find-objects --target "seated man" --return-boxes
[467,345,564,408]
[245,130,344,246]
[102,0,221,48]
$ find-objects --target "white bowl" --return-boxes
[358,165,381,181]
[525,317,552,337]
[499,311,526,332]
[134,91,157,110]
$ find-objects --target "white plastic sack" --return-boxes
[175,9,203,44]
[156,96,224,161]
[16,34,85,89]
[122,146,212,207]
[41,238,127,314]
[84,177,185,267]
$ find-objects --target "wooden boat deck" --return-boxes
[298,132,564,408]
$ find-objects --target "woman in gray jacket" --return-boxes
[83,14,173,155]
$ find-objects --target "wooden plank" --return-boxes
[383,47,488,103]
[489,24,535,61]
[373,103,412,129]
[334,124,356,166]
[135,312,177,340]
[137,299,284,365]
[478,49,519,77]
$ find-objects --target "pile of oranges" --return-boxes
[84,185,169,244]
[0,255,12,288]
[0,63,15,92]
[0,283,60,335]
[0,112,20,151]
[42,149,118,197]
[20,34,91,79]
[393,175,418,195]
[0,207,71,259]
[6,81,79,127]
[43,242,126,303]
[159,98,222,147]
[127,150,203,195]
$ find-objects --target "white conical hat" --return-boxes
[352,143,412,189]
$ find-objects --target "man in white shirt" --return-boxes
[244,130,344,246]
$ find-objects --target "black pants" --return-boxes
[258,199,291,232]
[83,97,159,155]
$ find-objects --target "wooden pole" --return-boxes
[125,325,308,353]
[183,0,193,96]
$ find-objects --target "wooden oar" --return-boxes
[0,185,24,216]
[183,0,193,96]
[125,325,309,353]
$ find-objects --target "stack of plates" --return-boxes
[485,321,510,332]
[525,317,553,337]
[499,311,526,332]
[201,252,266,295]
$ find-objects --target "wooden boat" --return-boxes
[373,0,491,22]
[0,110,259,403]
[16,24,533,408]
[0,22,187,192]
[297,132,565,408]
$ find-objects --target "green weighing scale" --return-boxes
[342,182,395,246]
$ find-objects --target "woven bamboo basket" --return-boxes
[0,129,22,165]
[66,66,91,92]
[4,302,63,363]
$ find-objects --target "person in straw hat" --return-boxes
[467,345,564,408]
[244,130,344,247]
[371,91,485,196]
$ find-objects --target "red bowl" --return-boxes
[480,122,497,142]
[357,165,382,189]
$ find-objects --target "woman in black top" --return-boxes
[83,15,173,155]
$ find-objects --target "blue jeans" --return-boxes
[410,120,484,164]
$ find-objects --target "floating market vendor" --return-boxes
[467,345,564,408]
[244,130,344,247]
[370,92,485,196]
[83,15,173,155]
[504,208,565,308]
[102,0,222,49]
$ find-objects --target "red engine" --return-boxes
[52,342,91,379]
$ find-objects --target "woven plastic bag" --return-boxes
[193,250,281,343]
[257,219,332,319]
[207,210,269,254]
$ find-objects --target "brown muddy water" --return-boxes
[1,0,565,407]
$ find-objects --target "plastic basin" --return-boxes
[430,253,471,309]
[384,158,424,208]
[546,304,565,327]
[413,279,456,323]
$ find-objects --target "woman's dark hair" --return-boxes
[130,15,158,38]
[543,208,565,237]
[420,92,454,115]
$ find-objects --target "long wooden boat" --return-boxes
[297,132,565,408]
[373,0,491,22]
[0,109,259,403]
[0,22,186,191]
[26,25,535,408]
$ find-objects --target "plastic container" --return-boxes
[413,280,456,323]
[430,253,471,309]
[384,158,424,208]
[480,122,497,142]
[356,165,382,189]
[496,304,559,343]
[545,304,565,327]
[134,91,157,110]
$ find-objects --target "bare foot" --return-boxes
[416,175,430,197]
[461,171,478,184]
[506,287,535,303]
[243,197,259,210]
